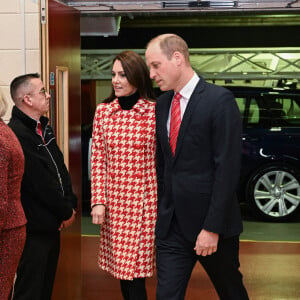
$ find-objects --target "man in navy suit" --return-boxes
[145,34,249,300]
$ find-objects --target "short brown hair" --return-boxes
[148,34,190,64]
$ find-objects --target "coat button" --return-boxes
[110,142,116,148]
[110,172,115,178]
[136,172,143,178]
[135,114,141,121]
[134,143,142,149]
[112,114,117,120]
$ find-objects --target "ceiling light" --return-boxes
[162,1,238,8]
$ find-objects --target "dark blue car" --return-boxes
[229,86,300,221]
[82,86,300,221]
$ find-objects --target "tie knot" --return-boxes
[173,92,181,103]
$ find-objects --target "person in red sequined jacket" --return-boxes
[0,89,26,300]
[91,51,157,300]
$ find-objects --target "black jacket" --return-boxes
[9,106,77,233]
[155,77,243,242]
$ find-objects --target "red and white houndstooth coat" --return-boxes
[91,98,157,280]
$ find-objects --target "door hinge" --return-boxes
[41,0,46,24]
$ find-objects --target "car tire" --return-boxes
[246,164,300,221]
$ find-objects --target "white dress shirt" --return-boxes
[167,72,200,136]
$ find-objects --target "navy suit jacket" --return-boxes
[155,77,243,242]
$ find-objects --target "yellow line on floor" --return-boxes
[81,234,300,243]
[241,239,300,243]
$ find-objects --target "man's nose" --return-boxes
[149,69,155,79]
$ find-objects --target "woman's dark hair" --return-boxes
[104,51,155,103]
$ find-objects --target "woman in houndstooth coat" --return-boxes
[91,51,157,300]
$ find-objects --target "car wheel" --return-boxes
[246,165,300,221]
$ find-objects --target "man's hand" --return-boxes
[194,229,219,256]
[59,209,76,231]
[91,205,105,225]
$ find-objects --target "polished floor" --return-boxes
[82,211,300,300]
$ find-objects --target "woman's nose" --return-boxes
[112,75,120,83]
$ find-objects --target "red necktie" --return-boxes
[169,92,181,155]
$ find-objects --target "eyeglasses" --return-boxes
[27,88,48,97]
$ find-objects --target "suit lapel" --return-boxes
[157,78,205,161]
[157,91,173,158]
[174,80,204,159]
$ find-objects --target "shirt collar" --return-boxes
[178,72,200,102]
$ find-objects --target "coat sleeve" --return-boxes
[91,105,107,207]
[0,142,8,232]
[59,152,78,210]
[47,125,77,210]
[202,89,242,234]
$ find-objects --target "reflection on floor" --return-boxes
[82,237,300,300]
[82,216,300,300]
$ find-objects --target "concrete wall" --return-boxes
[0,0,40,122]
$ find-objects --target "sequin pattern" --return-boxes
[0,120,26,298]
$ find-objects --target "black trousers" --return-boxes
[12,231,60,300]
[156,220,249,300]
[120,278,147,300]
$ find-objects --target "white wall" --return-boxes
[0,0,41,122]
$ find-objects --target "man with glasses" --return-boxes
[8,73,77,300]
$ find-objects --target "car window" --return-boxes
[265,94,300,127]
[248,98,260,124]
[235,96,246,115]
[283,97,300,126]
[235,96,248,127]
[235,96,268,128]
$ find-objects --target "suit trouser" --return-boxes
[156,220,249,300]
[12,231,60,300]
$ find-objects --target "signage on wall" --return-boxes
[50,72,55,86]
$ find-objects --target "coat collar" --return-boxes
[106,98,150,116]
[11,106,49,131]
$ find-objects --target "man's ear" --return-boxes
[173,51,184,66]
[23,94,33,106]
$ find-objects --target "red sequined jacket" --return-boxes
[0,119,26,232]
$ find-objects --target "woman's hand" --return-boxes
[91,205,106,225]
